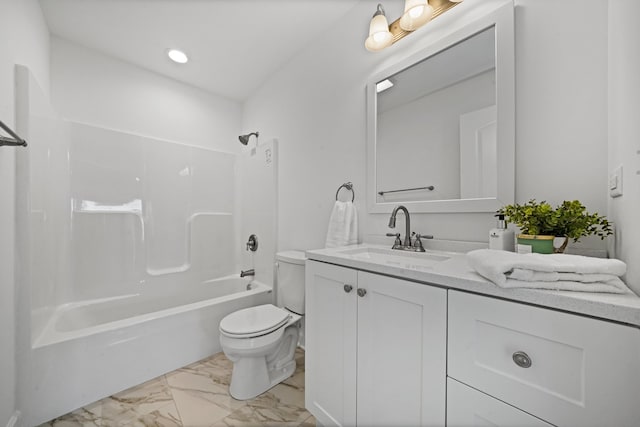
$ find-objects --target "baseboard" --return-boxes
[5,411,21,427]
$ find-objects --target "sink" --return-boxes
[338,246,451,267]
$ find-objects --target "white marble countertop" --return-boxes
[306,243,640,327]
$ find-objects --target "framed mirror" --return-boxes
[366,4,514,213]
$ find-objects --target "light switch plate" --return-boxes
[609,165,623,198]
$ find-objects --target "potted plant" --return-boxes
[498,199,612,254]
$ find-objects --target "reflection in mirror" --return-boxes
[376,27,496,203]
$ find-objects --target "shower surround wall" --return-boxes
[29,115,238,343]
[72,124,235,295]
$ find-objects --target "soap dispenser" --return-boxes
[489,214,515,251]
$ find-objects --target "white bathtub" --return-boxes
[27,275,272,426]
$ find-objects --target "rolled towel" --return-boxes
[467,249,630,294]
[325,201,358,248]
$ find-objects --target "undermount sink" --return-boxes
[338,246,451,266]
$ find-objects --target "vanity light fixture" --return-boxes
[167,49,189,64]
[365,4,393,52]
[365,0,463,52]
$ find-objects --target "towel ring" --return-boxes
[336,182,355,202]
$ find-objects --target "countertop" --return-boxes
[306,244,640,328]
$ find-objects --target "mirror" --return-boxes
[366,4,514,213]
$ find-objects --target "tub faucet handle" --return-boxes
[246,234,258,252]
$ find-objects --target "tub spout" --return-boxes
[240,269,255,278]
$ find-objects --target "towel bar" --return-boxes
[378,185,434,196]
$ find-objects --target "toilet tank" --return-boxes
[276,250,306,315]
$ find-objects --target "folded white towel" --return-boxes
[467,249,630,294]
[501,277,629,293]
[508,269,619,283]
[325,201,358,248]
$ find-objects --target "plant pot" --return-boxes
[517,234,554,254]
[517,235,569,254]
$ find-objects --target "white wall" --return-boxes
[51,37,242,154]
[242,0,610,254]
[0,0,49,424]
[608,0,640,294]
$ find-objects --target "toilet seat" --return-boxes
[220,304,291,338]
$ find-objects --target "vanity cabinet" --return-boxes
[305,260,447,427]
[448,290,640,427]
[306,258,640,427]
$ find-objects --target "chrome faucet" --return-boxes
[240,269,255,278]
[388,205,412,248]
[387,205,433,252]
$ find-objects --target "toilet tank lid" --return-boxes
[276,250,307,265]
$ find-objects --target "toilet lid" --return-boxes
[219,304,291,337]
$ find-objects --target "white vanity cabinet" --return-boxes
[448,290,640,427]
[305,260,447,427]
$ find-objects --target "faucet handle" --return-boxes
[413,233,433,252]
[386,233,402,249]
[415,233,433,240]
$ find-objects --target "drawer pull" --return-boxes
[357,288,367,297]
[512,351,532,368]
[344,284,353,293]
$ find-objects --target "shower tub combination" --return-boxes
[28,275,271,425]
[16,68,278,426]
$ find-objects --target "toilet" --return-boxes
[219,250,306,400]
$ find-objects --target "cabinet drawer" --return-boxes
[447,378,553,427]
[448,290,640,427]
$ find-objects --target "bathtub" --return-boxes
[27,275,272,426]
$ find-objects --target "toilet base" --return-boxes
[227,324,299,400]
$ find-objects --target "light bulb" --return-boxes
[409,5,424,18]
[365,4,393,52]
[399,0,433,31]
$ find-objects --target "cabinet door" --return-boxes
[305,261,357,427]
[356,272,447,427]
[447,378,553,427]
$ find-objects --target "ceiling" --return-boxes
[39,0,362,101]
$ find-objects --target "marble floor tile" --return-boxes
[100,376,175,425]
[240,389,311,425]
[166,363,247,426]
[39,400,103,427]
[120,401,182,427]
[299,415,316,427]
[40,349,309,427]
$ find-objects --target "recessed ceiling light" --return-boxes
[167,49,188,64]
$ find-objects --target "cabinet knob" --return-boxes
[343,284,353,293]
[357,288,367,297]
[512,351,532,368]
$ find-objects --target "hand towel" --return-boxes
[467,249,630,294]
[325,201,358,248]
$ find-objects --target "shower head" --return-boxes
[238,132,259,145]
